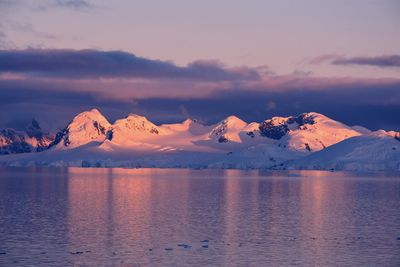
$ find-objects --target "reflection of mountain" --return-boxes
[66,168,153,264]
[0,109,398,171]
[1,168,399,266]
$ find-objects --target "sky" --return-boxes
[0,0,399,131]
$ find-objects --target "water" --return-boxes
[0,167,399,266]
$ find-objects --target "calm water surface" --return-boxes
[0,167,399,266]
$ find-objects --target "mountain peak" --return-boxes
[48,109,111,149]
[89,108,101,113]
[222,115,247,127]
[109,113,161,144]
[258,112,362,152]
[209,115,248,143]
[299,111,324,117]
[30,119,41,130]
[182,118,194,125]
[75,108,106,120]
[114,113,156,128]
[259,112,331,139]
[25,119,42,137]
[125,113,150,121]
[69,109,111,132]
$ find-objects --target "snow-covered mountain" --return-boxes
[257,112,361,152]
[104,114,164,148]
[208,115,249,143]
[0,109,398,171]
[0,120,53,154]
[284,130,400,171]
[48,108,111,149]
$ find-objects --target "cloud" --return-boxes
[25,0,95,12]
[132,83,400,130]
[308,54,340,65]
[0,48,399,131]
[332,55,400,68]
[0,49,260,81]
[310,54,400,68]
[1,71,399,131]
[53,0,93,10]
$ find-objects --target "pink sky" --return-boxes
[1,0,399,79]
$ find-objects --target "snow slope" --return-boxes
[258,112,362,152]
[285,130,400,171]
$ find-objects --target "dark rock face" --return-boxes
[0,142,32,154]
[93,121,106,135]
[218,136,228,143]
[0,129,33,154]
[1,129,22,141]
[259,121,289,140]
[26,119,42,139]
[259,113,316,140]
[212,122,227,137]
[305,143,312,151]
[395,133,400,142]
[246,131,255,138]
[286,113,316,126]
[294,113,316,126]
[210,121,230,143]
[26,120,53,151]
[106,130,113,141]
[0,120,54,154]
[123,118,159,134]
[47,127,69,149]
[149,128,159,134]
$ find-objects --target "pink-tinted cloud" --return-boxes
[307,54,341,65]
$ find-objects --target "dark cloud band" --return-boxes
[0,49,399,131]
[0,78,399,131]
[310,54,400,68]
[0,49,260,81]
[332,55,400,67]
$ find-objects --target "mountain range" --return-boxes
[0,109,399,171]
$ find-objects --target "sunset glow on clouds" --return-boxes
[0,0,399,131]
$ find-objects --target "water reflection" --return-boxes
[0,167,399,266]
